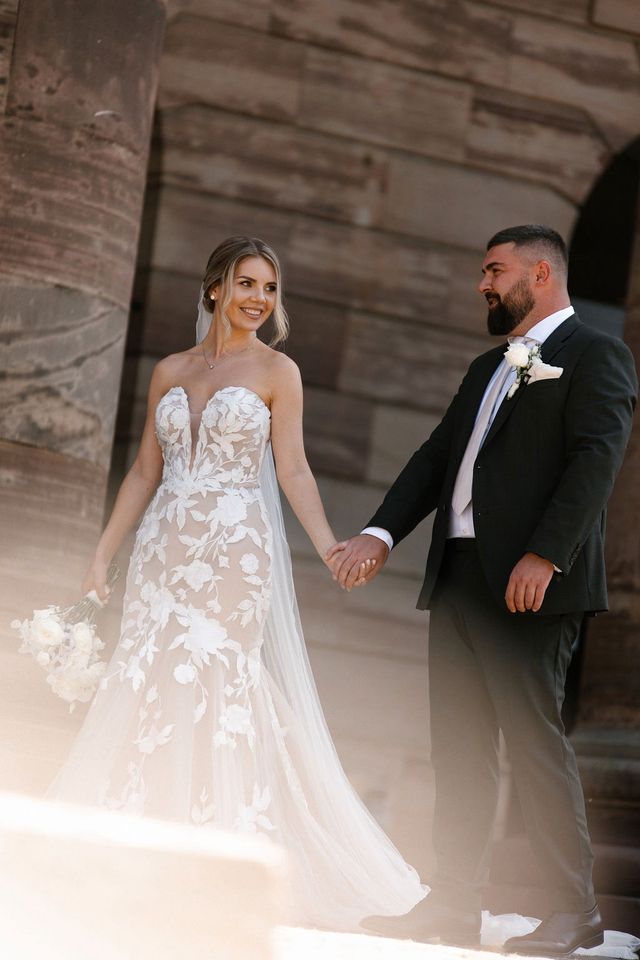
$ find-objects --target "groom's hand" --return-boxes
[325,535,389,591]
[505,552,555,613]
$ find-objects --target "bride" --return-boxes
[45,235,427,930]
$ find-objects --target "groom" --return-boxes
[328,225,637,954]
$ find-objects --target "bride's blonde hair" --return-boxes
[201,237,289,346]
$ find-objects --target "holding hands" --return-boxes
[324,534,389,590]
[323,536,555,610]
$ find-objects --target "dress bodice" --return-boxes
[155,385,271,490]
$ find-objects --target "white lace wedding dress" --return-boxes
[46,384,426,929]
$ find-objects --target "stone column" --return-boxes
[0,0,166,793]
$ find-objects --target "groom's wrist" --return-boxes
[360,527,394,552]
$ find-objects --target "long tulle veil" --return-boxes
[195,285,211,344]
[257,442,426,923]
[259,444,365,793]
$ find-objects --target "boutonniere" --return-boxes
[504,342,563,399]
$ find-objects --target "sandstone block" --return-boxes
[339,310,488,414]
[130,268,198,355]
[302,386,373,480]
[160,16,304,121]
[270,0,510,86]
[368,405,441,486]
[166,0,270,29]
[300,46,471,162]
[0,792,284,960]
[384,152,577,251]
[284,295,350,390]
[149,188,293,279]
[282,473,433,579]
[508,13,640,149]
[467,86,609,204]
[592,0,640,34]
[155,104,389,229]
[486,0,589,23]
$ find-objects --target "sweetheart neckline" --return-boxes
[158,384,271,474]
[162,384,271,418]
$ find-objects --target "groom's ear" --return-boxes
[534,260,552,285]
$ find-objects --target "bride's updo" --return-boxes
[201,236,289,346]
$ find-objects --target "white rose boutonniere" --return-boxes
[504,342,563,399]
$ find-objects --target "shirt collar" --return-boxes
[526,306,575,344]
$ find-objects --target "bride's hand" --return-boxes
[81,556,111,605]
[323,544,376,588]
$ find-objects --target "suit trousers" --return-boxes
[427,538,595,914]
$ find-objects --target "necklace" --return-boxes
[201,340,255,370]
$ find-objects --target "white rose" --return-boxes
[31,613,65,648]
[215,493,247,527]
[170,406,190,431]
[220,704,252,735]
[141,581,175,627]
[179,612,229,662]
[201,405,219,429]
[71,621,94,654]
[180,559,214,592]
[239,554,259,575]
[174,663,197,684]
[36,651,51,667]
[47,674,80,703]
[504,343,530,368]
[140,516,160,545]
[68,650,90,670]
[87,662,105,681]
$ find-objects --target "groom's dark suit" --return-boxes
[367,314,637,913]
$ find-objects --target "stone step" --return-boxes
[0,791,285,960]
[488,834,640,936]
[277,928,489,959]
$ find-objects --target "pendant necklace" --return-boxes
[201,340,254,371]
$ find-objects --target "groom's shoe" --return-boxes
[504,905,604,956]
[361,898,481,947]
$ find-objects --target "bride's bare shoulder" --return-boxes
[262,345,300,379]
[152,350,197,389]
[263,347,300,395]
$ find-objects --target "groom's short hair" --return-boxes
[487,225,568,278]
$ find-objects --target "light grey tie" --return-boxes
[450,337,534,517]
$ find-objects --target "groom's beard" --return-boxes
[486,276,536,335]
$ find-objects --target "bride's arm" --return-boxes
[269,356,341,565]
[82,362,169,600]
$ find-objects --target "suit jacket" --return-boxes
[367,315,638,615]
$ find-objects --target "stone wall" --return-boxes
[114,0,640,882]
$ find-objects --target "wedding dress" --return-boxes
[46,384,426,929]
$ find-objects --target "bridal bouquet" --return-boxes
[11,563,120,711]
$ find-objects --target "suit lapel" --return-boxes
[482,314,582,449]
[538,313,581,364]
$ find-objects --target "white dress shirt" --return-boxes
[362,306,575,552]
